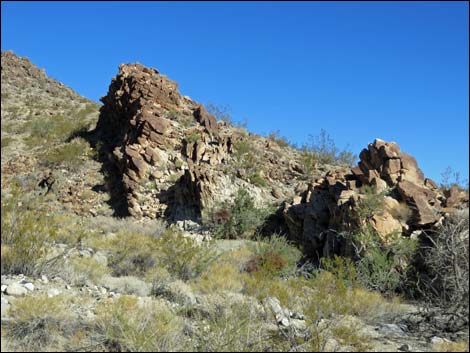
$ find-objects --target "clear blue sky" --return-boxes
[2,1,468,184]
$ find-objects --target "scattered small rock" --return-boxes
[5,283,28,297]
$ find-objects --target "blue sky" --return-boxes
[2,1,468,184]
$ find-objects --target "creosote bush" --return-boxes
[246,234,302,278]
[99,227,218,281]
[213,188,273,239]
[5,294,82,352]
[1,186,58,276]
[94,295,186,352]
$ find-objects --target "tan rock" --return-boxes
[371,212,403,238]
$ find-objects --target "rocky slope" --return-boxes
[93,62,329,221]
[1,51,468,352]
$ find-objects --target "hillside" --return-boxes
[1,51,468,352]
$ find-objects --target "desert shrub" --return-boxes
[298,146,317,179]
[94,295,186,352]
[1,136,13,149]
[40,137,91,171]
[103,228,218,281]
[1,188,58,276]
[5,295,81,351]
[246,234,302,278]
[185,131,201,144]
[24,114,89,147]
[249,172,267,187]
[440,166,468,190]
[104,232,160,277]
[353,185,386,223]
[419,211,469,317]
[44,255,110,287]
[192,297,270,352]
[194,262,244,294]
[233,139,255,159]
[214,188,273,239]
[432,340,469,352]
[302,129,357,167]
[156,229,220,281]
[267,130,290,148]
[352,225,417,293]
[206,102,233,124]
[309,257,400,320]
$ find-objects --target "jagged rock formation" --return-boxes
[95,63,310,221]
[283,138,468,256]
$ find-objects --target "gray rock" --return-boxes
[1,297,11,317]
[47,288,61,297]
[23,283,35,291]
[6,283,28,297]
[1,285,7,293]
[378,323,408,337]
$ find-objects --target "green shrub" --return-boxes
[103,228,218,281]
[246,234,302,278]
[95,295,186,352]
[40,138,90,171]
[24,114,89,147]
[185,131,201,144]
[298,146,317,179]
[1,136,13,149]
[353,185,386,223]
[353,225,417,293]
[5,295,81,351]
[192,297,270,352]
[214,188,273,239]
[249,172,267,187]
[267,130,290,148]
[301,129,357,167]
[1,188,58,276]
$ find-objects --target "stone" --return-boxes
[383,158,401,175]
[1,285,7,293]
[5,283,28,297]
[271,186,283,199]
[371,212,403,238]
[47,288,61,297]
[23,282,34,291]
[397,180,439,225]
[193,104,219,133]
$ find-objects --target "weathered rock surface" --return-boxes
[283,138,464,256]
[95,62,311,222]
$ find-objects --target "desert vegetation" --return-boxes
[1,51,468,352]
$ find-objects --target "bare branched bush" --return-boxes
[420,210,469,317]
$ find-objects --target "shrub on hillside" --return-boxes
[1,188,58,276]
[94,295,186,352]
[5,295,82,351]
[213,188,273,239]
[246,234,302,278]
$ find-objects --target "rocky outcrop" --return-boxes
[95,63,304,221]
[283,138,462,256]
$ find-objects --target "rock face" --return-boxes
[95,63,303,221]
[283,138,456,256]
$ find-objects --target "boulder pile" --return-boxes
[283,138,468,256]
[95,63,300,221]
